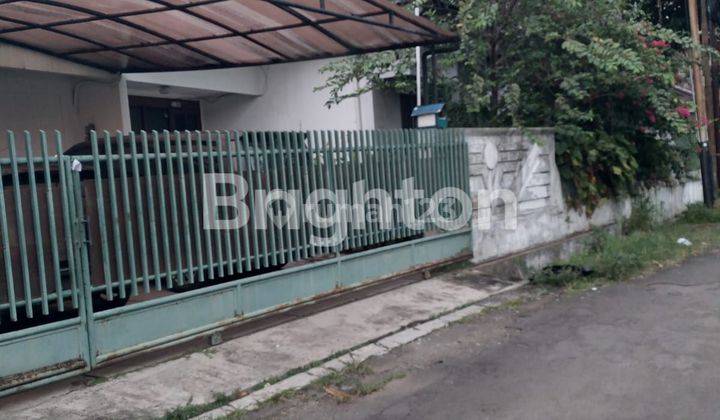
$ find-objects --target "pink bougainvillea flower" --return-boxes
[676,106,692,119]
[651,40,669,48]
[645,109,657,124]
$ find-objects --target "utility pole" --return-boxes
[688,0,716,205]
[699,0,719,186]
[415,6,423,106]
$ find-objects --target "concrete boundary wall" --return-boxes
[464,128,703,265]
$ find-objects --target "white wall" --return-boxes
[0,68,128,155]
[0,41,111,79]
[201,59,384,131]
[124,67,266,97]
[466,128,704,264]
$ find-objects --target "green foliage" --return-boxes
[623,196,659,234]
[678,203,720,224]
[535,204,720,289]
[316,0,713,210]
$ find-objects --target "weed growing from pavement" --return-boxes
[532,205,720,290]
[163,392,237,420]
[311,360,405,401]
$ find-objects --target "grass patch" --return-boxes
[678,203,720,224]
[163,392,237,420]
[532,204,720,289]
[312,361,405,402]
[622,197,659,234]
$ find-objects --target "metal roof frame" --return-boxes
[0,0,457,73]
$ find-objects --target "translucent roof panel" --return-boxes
[0,0,456,73]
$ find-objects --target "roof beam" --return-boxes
[20,0,230,67]
[0,0,227,34]
[142,0,291,62]
[268,0,433,37]
[265,0,358,53]
[64,10,392,56]
[0,15,162,68]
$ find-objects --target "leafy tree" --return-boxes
[317,0,712,209]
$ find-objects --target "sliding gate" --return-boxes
[0,129,471,395]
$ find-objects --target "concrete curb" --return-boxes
[193,281,528,419]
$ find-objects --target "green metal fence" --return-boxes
[0,128,470,395]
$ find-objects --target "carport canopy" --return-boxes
[0,0,456,73]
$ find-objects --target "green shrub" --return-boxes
[678,203,720,224]
[623,197,658,234]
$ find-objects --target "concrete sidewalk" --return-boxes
[0,265,516,419]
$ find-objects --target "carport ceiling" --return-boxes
[0,0,456,73]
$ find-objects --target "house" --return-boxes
[0,1,450,153]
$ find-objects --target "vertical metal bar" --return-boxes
[378,131,391,242]
[24,131,49,314]
[40,131,64,311]
[390,130,403,239]
[318,131,330,255]
[335,132,347,251]
[265,133,281,266]
[242,132,259,271]
[284,132,298,260]
[293,131,309,259]
[326,131,339,255]
[197,131,215,280]
[278,132,293,263]
[430,130,439,230]
[217,131,234,275]
[394,130,406,238]
[70,159,97,368]
[450,130,462,220]
[8,131,32,317]
[367,130,380,245]
[206,131,224,278]
[442,130,452,219]
[0,133,17,321]
[399,130,410,238]
[141,131,162,291]
[252,132,269,268]
[357,131,370,247]
[176,131,195,284]
[164,131,183,286]
[230,131,245,273]
[285,132,301,261]
[234,132,252,271]
[339,131,352,251]
[129,132,150,294]
[89,131,113,300]
[411,129,422,234]
[104,131,126,299]
[152,131,172,289]
[188,131,205,282]
[117,131,138,297]
[404,129,413,234]
[256,132,274,267]
[307,131,320,257]
[349,131,364,248]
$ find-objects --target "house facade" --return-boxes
[1,42,411,155]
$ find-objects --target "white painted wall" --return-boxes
[0,68,128,155]
[201,59,383,131]
[466,128,704,265]
[124,67,266,97]
[0,42,111,80]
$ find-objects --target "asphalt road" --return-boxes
[249,251,720,420]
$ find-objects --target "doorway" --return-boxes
[129,96,202,132]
